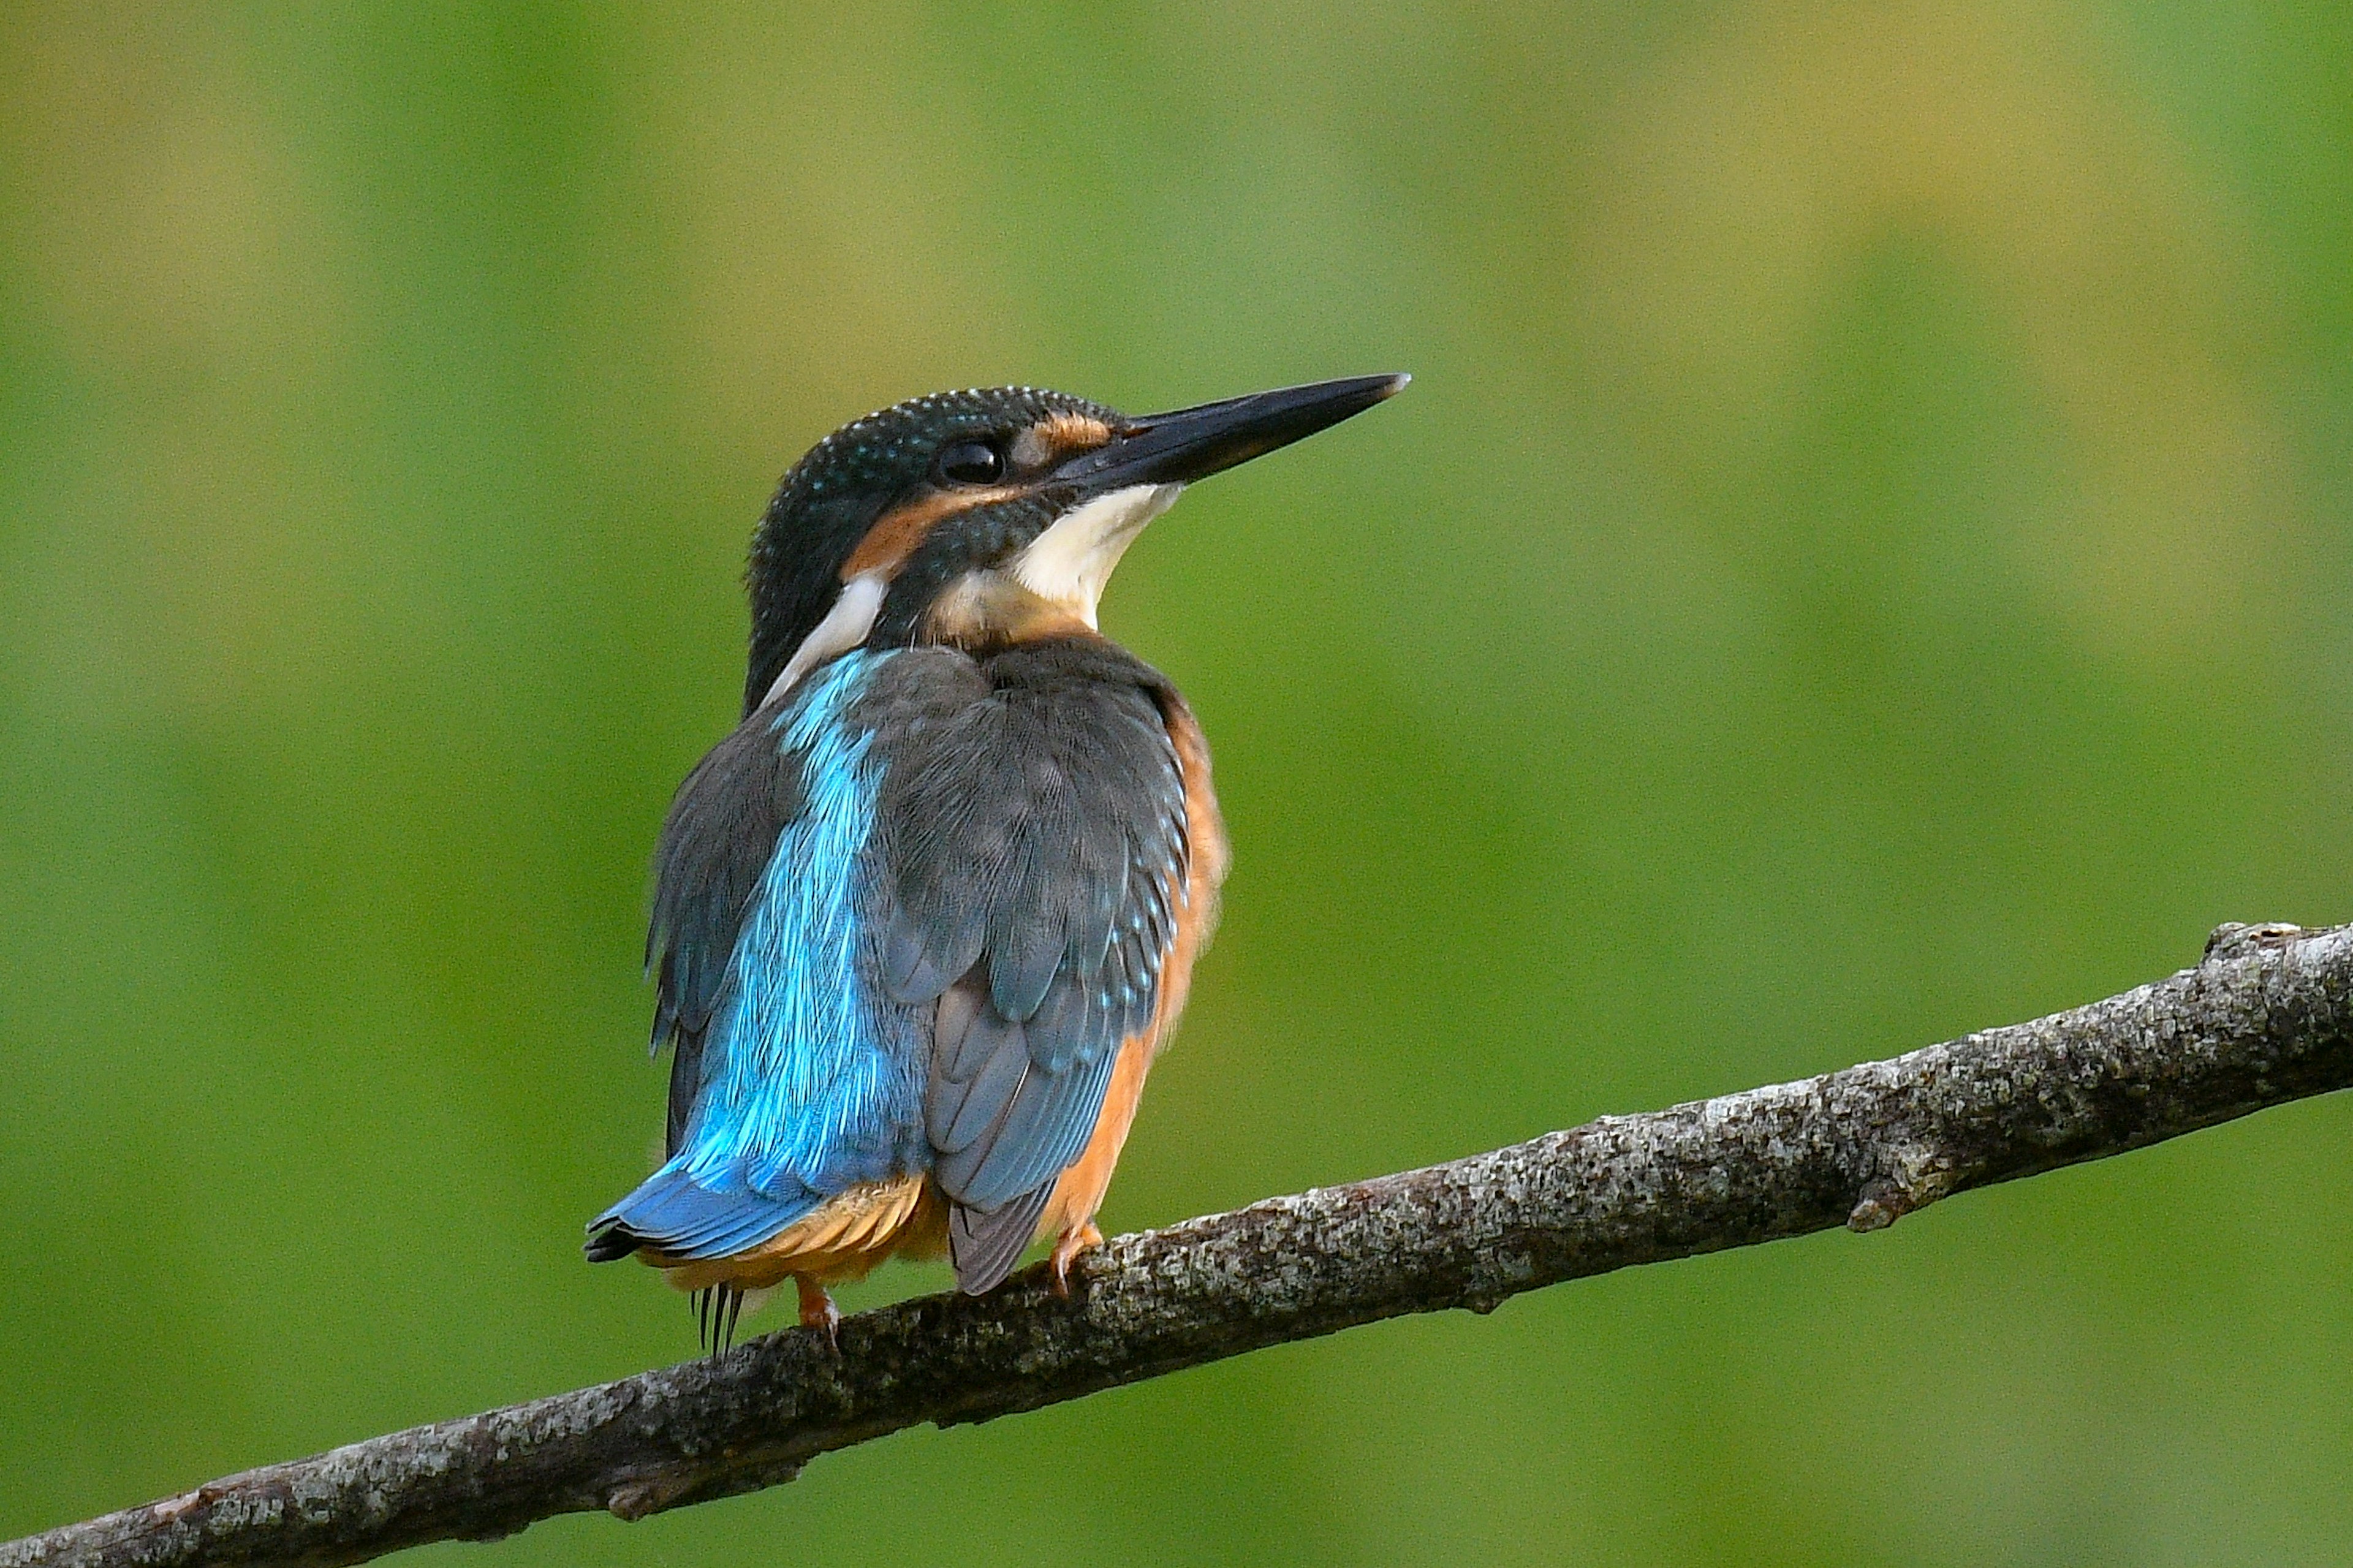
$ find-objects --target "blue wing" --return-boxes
[589,650,930,1262]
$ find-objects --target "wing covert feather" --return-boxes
[863,640,1195,1284]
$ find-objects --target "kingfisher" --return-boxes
[586,373,1409,1346]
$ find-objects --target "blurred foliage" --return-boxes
[3,2,2351,1562]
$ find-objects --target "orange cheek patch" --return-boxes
[843,485,1021,578]
[1014,413,1116,470]
[1036,413,1113,454]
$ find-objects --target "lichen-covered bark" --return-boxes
[10,920,2351,1568]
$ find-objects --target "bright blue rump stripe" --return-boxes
[596,651,931,1261]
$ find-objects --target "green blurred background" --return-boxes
[4,2,2351,1562]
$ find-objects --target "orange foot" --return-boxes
[794,1274,841,1349]
[1050,1222,1105,1298]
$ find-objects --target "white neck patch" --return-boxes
[762,570,886,709]
[1010,482,1184,630]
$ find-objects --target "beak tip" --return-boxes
[1339,373,1412,411]
[1077,372,1416,489]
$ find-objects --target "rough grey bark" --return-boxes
[9,920,2351,1568]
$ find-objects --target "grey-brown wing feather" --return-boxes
[860,640,1189,1292]
[945,1181,1055,1292]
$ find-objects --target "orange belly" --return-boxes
[1041,1029,1154,1244]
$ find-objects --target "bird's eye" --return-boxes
[936,439,1006,486]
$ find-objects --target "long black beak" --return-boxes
[1058,373,1409,493]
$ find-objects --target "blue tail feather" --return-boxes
[585,1161,819,1263]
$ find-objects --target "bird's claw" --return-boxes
[1050,1222,1105,1298]
[795,1276,842,1351]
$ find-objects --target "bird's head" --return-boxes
[741,374,1409,713]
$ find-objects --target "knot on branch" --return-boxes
[603,1480,687,1523]
[1844,1180,1909,1232]
[1845,1144,1957,1233]
[604,1453,806,1523]
[2203,922,2308,963]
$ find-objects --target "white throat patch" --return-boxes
[762,570,886,709]
[1010,482,1184,629]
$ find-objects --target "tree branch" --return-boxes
[10,920,2352,1568]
